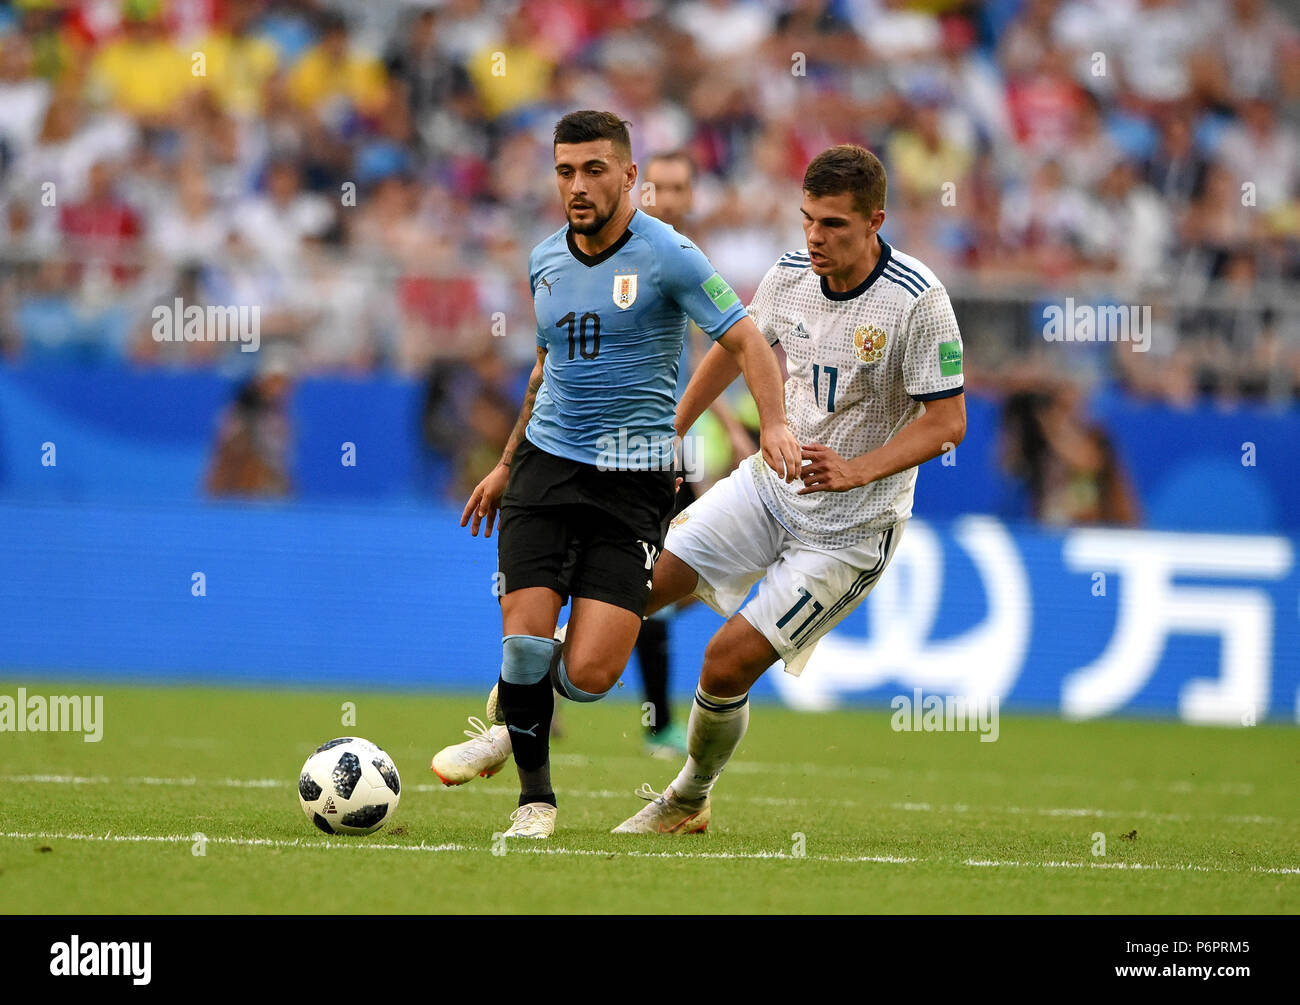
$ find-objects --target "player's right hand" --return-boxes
[760,422,802,483]
[461,462,510,537]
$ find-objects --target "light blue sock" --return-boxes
[501,635,557,684]
[551,655,607,703]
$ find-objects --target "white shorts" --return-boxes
[664,465,904,676]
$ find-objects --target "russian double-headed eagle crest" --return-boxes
[854,324,888,363]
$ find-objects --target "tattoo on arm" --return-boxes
[502,364,545,466]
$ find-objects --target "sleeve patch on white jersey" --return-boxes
[939,340,962,376]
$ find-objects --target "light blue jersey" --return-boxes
[526,209,747,469]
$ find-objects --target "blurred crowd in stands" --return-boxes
[0,0,1296,517]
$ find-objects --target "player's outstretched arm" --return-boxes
[674,340,741,440]
[716,317,801,482]
[799,392,966,494]
[461,347,547,537]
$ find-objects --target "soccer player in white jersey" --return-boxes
[612,143,966,833]
[434,143,965,834]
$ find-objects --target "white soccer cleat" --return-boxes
[503,802,556,839]
[611,783,710,835]
[430,716,511,786]
[485,683,504,726]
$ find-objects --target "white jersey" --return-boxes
[745,239,964,549]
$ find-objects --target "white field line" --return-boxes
[964,859,1300,875]
[6,746,1257,796]
[423,785,1286,825]
[550,754,1258,795]
[2,774,1288,826]
[1,774,285,788]
[0,829,906,863]
[890,801,1284,825]
[0,830,1296,874]
[0,831,463,853]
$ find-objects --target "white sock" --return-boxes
[671,687,749,801]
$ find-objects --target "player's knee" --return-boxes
[501,634,558,685]
[700,642,751,699]
[699,667,748,699]
[552,652,619,702]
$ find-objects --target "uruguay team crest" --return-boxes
[613,273,638,310]
[854,324,888,363]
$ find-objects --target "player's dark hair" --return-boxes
[553,110,632,160]
[803,144,887,216]
[645,150,695,182]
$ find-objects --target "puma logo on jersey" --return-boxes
[536,276,558,296]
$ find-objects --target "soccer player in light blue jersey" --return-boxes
[431,111,801,839]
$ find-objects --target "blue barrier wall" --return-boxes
[3,501,1296,723]
[2,364,1297,531]
[0,366,434,502]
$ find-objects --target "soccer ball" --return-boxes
[298,737,401,835]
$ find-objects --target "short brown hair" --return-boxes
[645,150,695,182]
[802,144,886,216]
[554,110,632,159]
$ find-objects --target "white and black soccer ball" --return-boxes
[298,737,401,835]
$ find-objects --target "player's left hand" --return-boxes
[760,423,803,483]
[797,443,862,494]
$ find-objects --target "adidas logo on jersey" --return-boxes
[791,321,810,339]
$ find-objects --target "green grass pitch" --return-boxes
[1,681,1296,914]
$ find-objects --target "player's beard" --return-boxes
[567,201,614,235]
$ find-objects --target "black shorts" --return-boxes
[497,437,677,616]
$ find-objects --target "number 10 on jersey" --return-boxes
[557,311,601,360]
